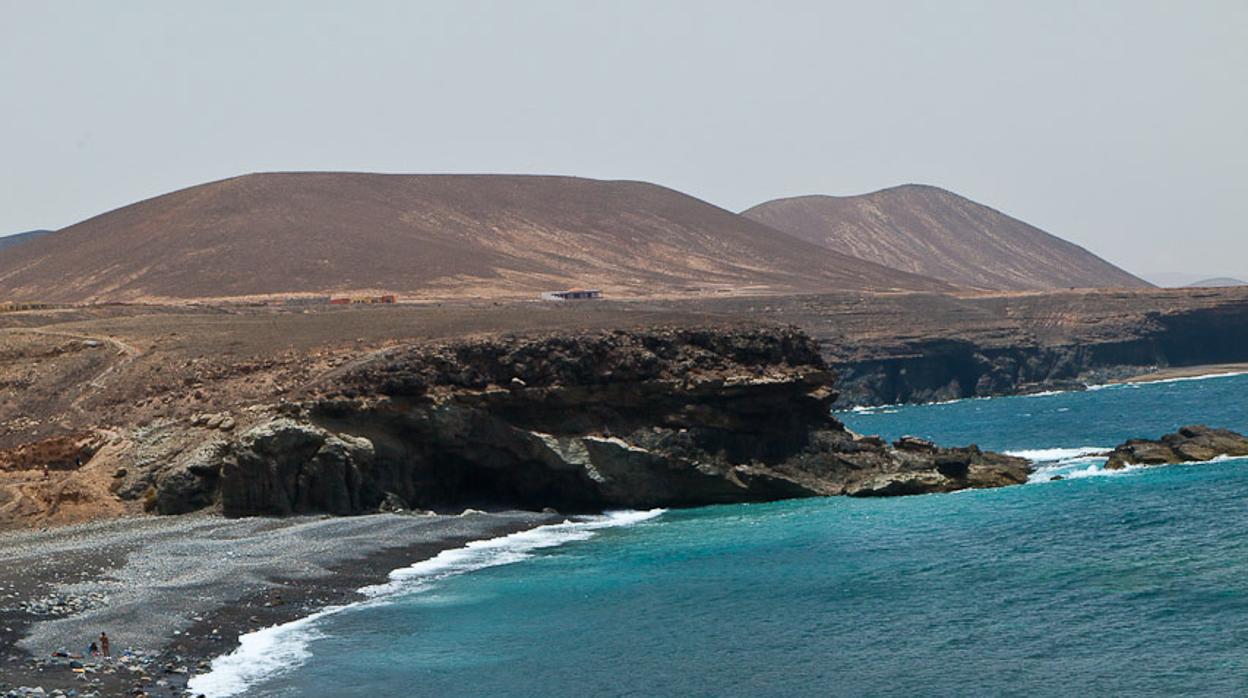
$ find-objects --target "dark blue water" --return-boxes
[194,373,1248,697]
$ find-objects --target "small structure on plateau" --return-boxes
[540,289,602,301]
[329,295,397,305]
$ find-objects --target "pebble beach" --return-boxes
[0,511,556,697]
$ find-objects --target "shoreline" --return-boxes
[0,510,559,697]
[1110,363,1248,385]
[839,363,1248,413]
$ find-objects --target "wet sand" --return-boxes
[0,511,557,696]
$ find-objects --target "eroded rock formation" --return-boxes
[1105,425,1248,470]
[141,327,1030,516]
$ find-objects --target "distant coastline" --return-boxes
[1113,363,1248,385]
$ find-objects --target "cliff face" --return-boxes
[141,327,1029,516]
[831,300,1248,405]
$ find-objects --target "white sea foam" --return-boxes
[848,405,900,414]
[1028,461,1124,482]
[185,605,341,698]
[1005,446,1111,463]
[1019,390,1068,398]
[845,395,982,413]
[364,508,664,597]
[188,509,664,697]
[1027,453,1248,483]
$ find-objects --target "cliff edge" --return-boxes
[111,326,1030,518]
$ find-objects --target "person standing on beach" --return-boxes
[99,631,110,658]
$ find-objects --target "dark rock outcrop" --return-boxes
[846,440,1029,496]
[805,289,1248,406]
[1104,425,1248,470]
[149,326,1033,516]
[216,419,374,516]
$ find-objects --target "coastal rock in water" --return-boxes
[846,445,1030,497]
[1104,425,1248,470]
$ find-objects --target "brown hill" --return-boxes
[0,173,951,303]
[0,230,52,253]
[742,184,1150,291]
[1186,277,1247,288]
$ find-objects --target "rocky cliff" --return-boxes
[830,297,1248,406]
[134,327,1029,516]
[727,289,1248,407]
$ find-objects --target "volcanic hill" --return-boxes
[742,184,1150,291]
[0,173,951,303]
[1186,277,1247,288]
[0,230,51,253]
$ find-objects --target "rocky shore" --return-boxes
[0,511,557,697]
[0,323,1042,695]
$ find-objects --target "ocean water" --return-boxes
[192,373,1248,697]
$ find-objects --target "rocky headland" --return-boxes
[133,326,1030,519]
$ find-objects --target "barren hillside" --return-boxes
[742,184,1149,291]
[0,174,951,302]
[0,230,51,254]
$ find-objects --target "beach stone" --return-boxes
[377,492,409,513]
[894,436,937,452]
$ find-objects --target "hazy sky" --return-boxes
[2,1,1245,278]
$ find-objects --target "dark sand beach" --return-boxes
[0,511,557,696]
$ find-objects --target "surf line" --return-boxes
[187,509,665,698]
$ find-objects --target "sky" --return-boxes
[2,0,1245,279]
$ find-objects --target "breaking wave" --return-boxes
[187,509,665,697]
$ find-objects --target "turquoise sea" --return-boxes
[193,372,1248,697]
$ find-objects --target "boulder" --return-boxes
[378,491,409,513]
[152,440,230,515]
[219,419,374,516]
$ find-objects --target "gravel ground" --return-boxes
[0,511,555,696]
